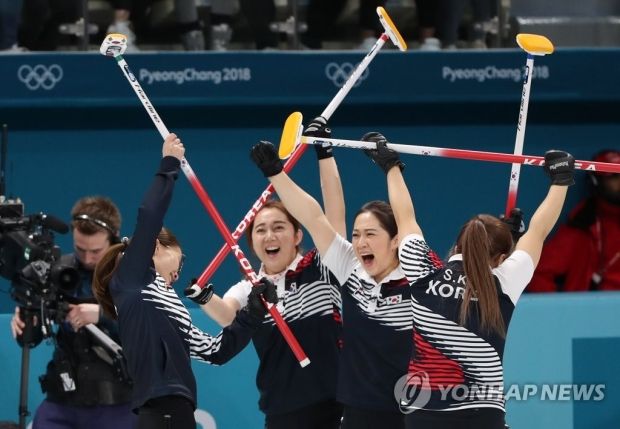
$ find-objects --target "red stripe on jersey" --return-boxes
[383,277,410,290]
[408,332,464,389]
[429,249,444,270]
[286,249,316,278]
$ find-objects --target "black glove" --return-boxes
[246,277,278,319]
[250,141,283,177]
[303,116,333,160]
[500,208,526,242]
[362,132,405,174]
[184,280,214,305]
[544,150,575,186]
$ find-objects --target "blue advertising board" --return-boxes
[1,49,619,127]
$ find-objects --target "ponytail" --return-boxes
[92,241,127,319]
[92,228,178,319]
[457,216,510,337]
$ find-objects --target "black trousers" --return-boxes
[438,0,496,45]
[405,407,506,429]
[137,395,196,429]
[265,400,342,429]
[238,0,278,49]
[414,0,438,30]
[19,0,79,50]
[302,0,387,48]
[341,405,405,429]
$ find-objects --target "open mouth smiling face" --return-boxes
[251,207,302,275]
[352,211,399,282]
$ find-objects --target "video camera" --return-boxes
[0,198,80,347]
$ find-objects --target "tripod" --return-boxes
[16,308,44,429]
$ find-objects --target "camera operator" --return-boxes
[9,196,136,429]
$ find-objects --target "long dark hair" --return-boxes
[92,227,180,319]
[455,215,513,336]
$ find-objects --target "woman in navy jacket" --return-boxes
[92,133,274,429]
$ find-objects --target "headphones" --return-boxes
[72,213,121,244]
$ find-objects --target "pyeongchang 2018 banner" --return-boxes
[1,49,620,109]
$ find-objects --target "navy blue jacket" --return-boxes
[110,156,259,410]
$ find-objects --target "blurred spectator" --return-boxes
[298,0,336,49]
[415,0,440,50]
[16,0,138,52]
[203,0,296,51]
[239,0,278,50]
[302,0,387,50]
[354,0,388,50]
[111,0,204,51]
[209,0,280,51]
[173,0,205,50]
[19,0,79,51]
[528,150,620,292]
[0,0,25,51]
[208,0,235,51]
[438,0,496,49]
[105,2,139,51]
[359,0,386,51]
[233,0,391,51]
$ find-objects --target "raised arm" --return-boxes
[250,141,337,256]
[115,134,184,288]
[516,150,575,267]
[304,117,347,238]
[363,133,423,240]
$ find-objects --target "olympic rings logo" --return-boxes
[17,64,64,90]
[325,62,369,88]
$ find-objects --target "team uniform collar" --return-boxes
[448,253,463,262]
[358,265,406,287]
[258,253,304,283]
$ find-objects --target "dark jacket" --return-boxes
[110,156,259,410]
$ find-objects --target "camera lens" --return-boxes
[50,264,80,291]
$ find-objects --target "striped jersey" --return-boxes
[398,233,534,412]
[110,156,258,411]
[323,234,413,412]
[224,249,342,415]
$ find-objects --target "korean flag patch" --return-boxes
[385,295,402,305]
